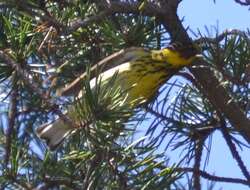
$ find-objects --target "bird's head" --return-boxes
[151,43,202,67]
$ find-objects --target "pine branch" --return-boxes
[190,62,250,143]
[145,106,183,126]
[220,119,250,181]
[0,50,78,129]
[234,0,250,6]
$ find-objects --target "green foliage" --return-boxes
[72,70,134,146]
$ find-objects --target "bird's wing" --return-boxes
[57,47,148,97]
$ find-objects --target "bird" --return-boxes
[36,43,200,150]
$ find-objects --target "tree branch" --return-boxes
[193,140,203,190]
[234,0,250,6]
[176,167,250,186]
[190,63,250,144]
[64,1,163,35]
[102,1,191,43]
[64,11,110,35]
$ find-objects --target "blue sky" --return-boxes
[179,0,249,33]
[177,1,250,190]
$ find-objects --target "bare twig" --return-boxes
[193,140,203,190]
[38,26,56,51]
[195,29,248,45]
[176,167,250,186]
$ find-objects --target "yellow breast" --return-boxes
[120,63,168,103]
[89,60,168,106]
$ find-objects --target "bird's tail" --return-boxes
[36,119,74,150]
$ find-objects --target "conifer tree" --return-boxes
[0,1,249,189]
